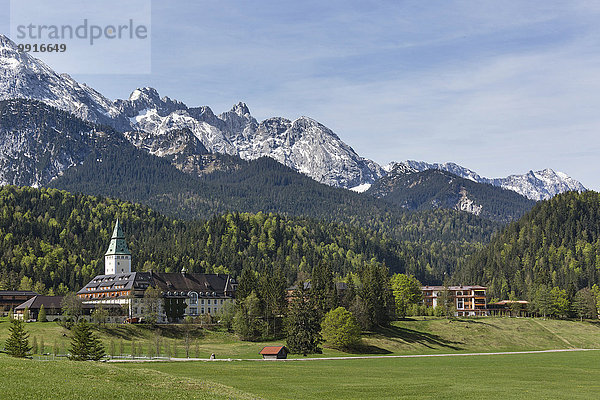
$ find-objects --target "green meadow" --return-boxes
[123,350,600,400]
[2,350,600,399]
[1,317,600,399]
[2,316,599,359]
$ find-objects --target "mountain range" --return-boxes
[367,166,536,223]
[0,34,586,205]
[0,35,383,189]
[384,161,586,201]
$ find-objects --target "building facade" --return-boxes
[0,290,38,316]
[421,285,488,316]
[77,221,236,323]
[13,295,95,321]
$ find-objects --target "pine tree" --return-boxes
[69,320,105,361]
[5,319,32,358]
[285,284,322,356]
[38,304,47,322]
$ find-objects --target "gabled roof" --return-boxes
[259,346,288,355]
[15,295,63,310]
[489,300,529,305]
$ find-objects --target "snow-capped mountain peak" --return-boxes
[1,33,583,196]
[0,34,128,129]
[386,160,586,201]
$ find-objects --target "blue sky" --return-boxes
[2,1,600,189]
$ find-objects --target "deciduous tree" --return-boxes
[390,274,422,318]
[573,288,597,320]
[321,307,361,349]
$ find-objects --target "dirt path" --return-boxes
[108,348,598,363]
[531,318,574,348]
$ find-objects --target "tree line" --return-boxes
[454,191,600,302]
[0,186,493,294]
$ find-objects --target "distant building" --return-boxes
[421,285,488,316]
[77,220,236,323]
[259,346,289,359]
[14,295,63,321]
[0,290,38,316]
[487,300,529,317]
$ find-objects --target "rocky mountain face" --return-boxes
[122,93,385,188]
[0,99,126,187]
[0,35,383,189]
[368,165,536,223]
[0,35,127,128]
[386,161,586,201]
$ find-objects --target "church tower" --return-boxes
[104,220,132,275]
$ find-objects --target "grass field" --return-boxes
[2,350,599,399]
[0,354,255,400]
[120,350,600,400]
[1,317,600,399]
[1,316,599,358]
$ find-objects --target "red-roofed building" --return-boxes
[259,346,289,360]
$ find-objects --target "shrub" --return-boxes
[321,307,362,349]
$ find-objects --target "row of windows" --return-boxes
[188,307,218,315]
[107,255,130,260]
[190,298,224,306]
[81,291,126,299]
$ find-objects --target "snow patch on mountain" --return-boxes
[350,183,372,193]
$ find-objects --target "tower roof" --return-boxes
[105,220,131,256]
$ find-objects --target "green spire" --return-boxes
[105,220,131,256]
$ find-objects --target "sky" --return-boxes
[1,1,600,189]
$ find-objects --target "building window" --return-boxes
[201,308,204,314]
[189,292,198,305]
[189,308,197,315]
[457,299,464,309]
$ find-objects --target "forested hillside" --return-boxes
[0,186,466,293]
[0,98,499,249]
[0,100,505,289]
[367,169,536,223]
[454,191,600,299]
